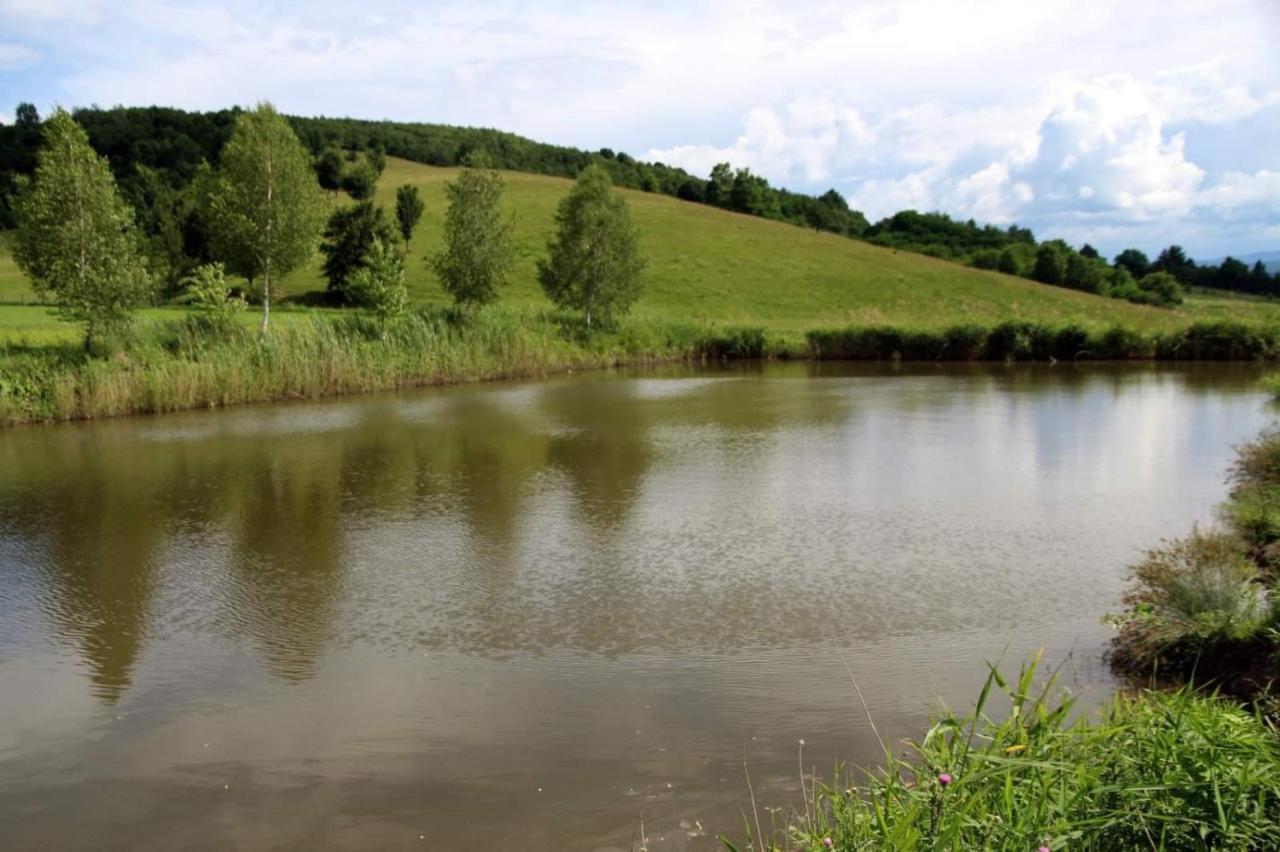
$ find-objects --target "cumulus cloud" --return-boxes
[1,0,1277,254]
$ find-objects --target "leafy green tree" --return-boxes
[1153,245,1196,284]
[537,164,645,328]
[12,108,152,350]
[183,262,246,336]
[131,165,193,296]
[395,184,425,250]
[1064,252,1106,293]
[315,147,345,195]
[997,248,1021,275]
[1138,270,1183,307]
[705,162,734,208]
[341,162,377,201]
[1114,248,1151,279]
[319,201,397,302]
[15,102,40,127]
[1079,243,1099,259]
[348,237,408,331]
[206,102,325,332]
[366,146,387,176]
[1032,243,1066,285]
[432,165,514,308]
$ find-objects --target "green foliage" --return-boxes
[1137,270,1183,306]
[182,262,245,337]
[748,657,1280,852]
[314,147,344,194]
[341,162,378,201]
[366,146,387,177]
[320,201,397,302]
[347,237,408,329]
[538,164,645,328]
[1109,531,1274,673]
[1114,248,1150,279]
[205,102,325,331]
[1032,243,1066,285]
[432,165,514,308]
[130,164,196,296]
[394,183,424,249]
[12,109,152,350]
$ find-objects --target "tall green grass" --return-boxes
[728,656,1280,851]
[0,307,775,424]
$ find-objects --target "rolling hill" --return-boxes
[3,156,1279,344]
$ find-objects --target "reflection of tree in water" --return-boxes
[0,431,168,703]
[224,443,347,683]
[540,380,655,532]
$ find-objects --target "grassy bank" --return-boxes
[734,657,1280,851]
[7,313,1280,425]
[0,307,770,424]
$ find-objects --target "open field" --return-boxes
[3,157,1279,346]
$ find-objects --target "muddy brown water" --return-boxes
[0,362,1272,850]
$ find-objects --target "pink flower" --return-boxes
[1038,847,1050,852]
[937,772,952,787]
[823,839,833,848]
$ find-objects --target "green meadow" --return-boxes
[3,157,1279,348]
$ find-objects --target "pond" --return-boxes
[0,362,1272,850]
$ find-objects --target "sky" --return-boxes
[1,0,1277,258]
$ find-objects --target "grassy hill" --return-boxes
[3,156,1279,346]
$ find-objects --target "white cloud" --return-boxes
[1,0,1278,254]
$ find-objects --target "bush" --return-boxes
[699,326,769,359]
[181,262,246,337]
[1108,531,1274,674]
[1156,321,1280,360]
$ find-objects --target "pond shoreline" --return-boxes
[3,311,1279,426]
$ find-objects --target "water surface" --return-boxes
[0,362,1271,850]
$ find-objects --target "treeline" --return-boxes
[864,209,1280,305]
[0,104,867,242]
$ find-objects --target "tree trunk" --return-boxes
[260,264,271,334]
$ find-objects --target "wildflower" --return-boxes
[1005,744,1027,754]
[823,839,833,848]
[1038,847,1050,852]
[937,772,952,787]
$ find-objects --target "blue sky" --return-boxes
[1,0,1277,257]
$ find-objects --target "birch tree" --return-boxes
[207,103,324,332]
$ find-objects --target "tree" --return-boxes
[1137,271,1183,307]
[366,146,387,176]
[705,162,734,207]
[348,237,408,331]
[1079,243,1100,259]
[15,102,40,127]
[1114,248,1150,279]
[538,164,645,328]
[319,201,397,301]
[1032,243,1066,285]
[12,109,152,350]
[997,248,1021,275]
[431,165,514,308]
[131,165,193,296]
[1153,245,1196,284]
[395,184,424,250]
[315,147,345,195]
[206,102,325,332]
[1064,252,1106,293]
[341,162,377,200]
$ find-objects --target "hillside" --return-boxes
[3,157,1279,343]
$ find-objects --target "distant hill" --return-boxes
[1200,251,1280,274]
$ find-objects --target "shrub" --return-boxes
[1108,531,1274,674]
[699,326,768,359]
[182,262,246,337]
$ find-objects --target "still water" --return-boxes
[0,362,1272,850]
